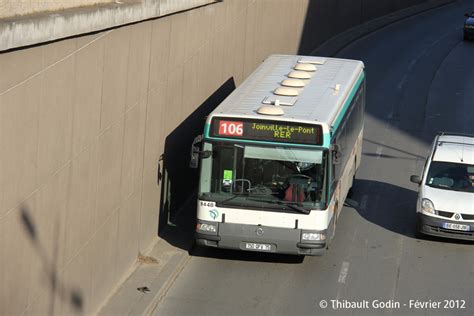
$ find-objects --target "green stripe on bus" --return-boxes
[331,71,365,135]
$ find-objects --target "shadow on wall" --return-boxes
[298,0,363,54]
[158,78,237,251]
[297,0,428,55]
[19,205,83,314]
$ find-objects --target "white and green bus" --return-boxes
[190,55,365,255]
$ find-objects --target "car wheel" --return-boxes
[414,229,424,239]
[414,218,424,239]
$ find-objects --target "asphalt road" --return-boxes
[153,1,474,315]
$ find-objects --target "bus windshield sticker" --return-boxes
[223,169,233,186]
[210,117,323,145]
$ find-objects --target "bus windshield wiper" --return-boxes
[218,193,241,206]
[283,202,310,214]
[247,198,310,214]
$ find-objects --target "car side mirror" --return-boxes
[410,175,421,185]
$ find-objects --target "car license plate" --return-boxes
[244,242,272,252]
[442,223,470,231]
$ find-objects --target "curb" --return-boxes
[97,240,190,316]
[311,0,455,57]
[141,253,191,316]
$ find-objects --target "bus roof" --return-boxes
[208,54,365,129]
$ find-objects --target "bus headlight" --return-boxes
[197,222,217,233]
[421,198,435,215]
[301,232,326,241]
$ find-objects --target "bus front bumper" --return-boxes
[195,221,327,256]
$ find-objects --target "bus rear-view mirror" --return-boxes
[190,134,212,168]
[331,144,341,165]
[190,134,203,168]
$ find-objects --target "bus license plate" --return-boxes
[245,242,271,252]
[442,223,470,231]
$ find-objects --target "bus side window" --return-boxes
[211,146,234,192]
[330,149,337,195]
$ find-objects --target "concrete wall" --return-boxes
[0,0,116,18]
[0,0,438,314]
[0,0,217,51]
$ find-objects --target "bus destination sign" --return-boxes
[209,117,323,145]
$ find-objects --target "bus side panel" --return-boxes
[355,127,363,172]
[336,140,357,217]
[355,79,366,174]
[339,128,364,208]
[331,79,365,218]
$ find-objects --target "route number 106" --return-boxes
[218,121,243,136]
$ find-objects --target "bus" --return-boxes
[190,55,365,255]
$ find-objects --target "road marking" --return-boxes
[336,230,357,300]
[397,74,408,90]
[408,58,418,70]
[389,236,404,303]
[387,110,394,119]
[376,146,383,159]
[360,194,368,210]
[338,261,350,284]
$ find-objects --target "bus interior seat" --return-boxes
[284,178,308,202]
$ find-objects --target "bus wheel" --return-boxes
[347,158,357,199]
[347,174,356,199]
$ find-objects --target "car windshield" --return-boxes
[198,142,328,212]
[426,161,474,192]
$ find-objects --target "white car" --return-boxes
[410,133,474,240]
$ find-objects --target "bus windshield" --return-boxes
[199,141,328,212]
